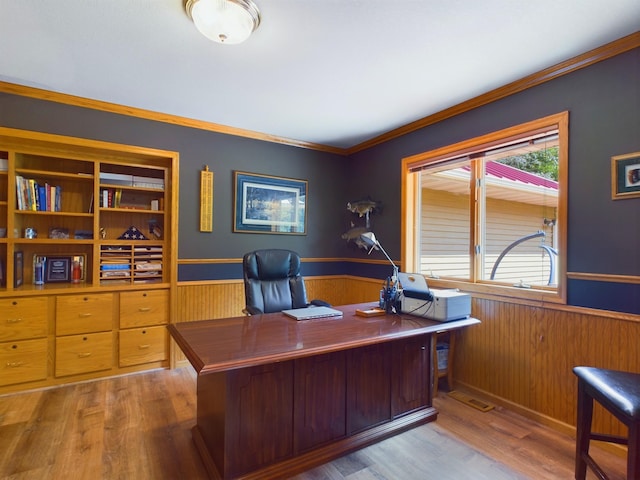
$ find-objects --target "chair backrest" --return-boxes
[242,249,309,314]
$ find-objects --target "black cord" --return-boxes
[399,292,433,315]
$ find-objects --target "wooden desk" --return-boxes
[168,303,480,480]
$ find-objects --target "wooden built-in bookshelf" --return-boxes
[0,127,178,394]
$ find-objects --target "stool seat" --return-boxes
[573,366,640,480]
[574,366,640,420]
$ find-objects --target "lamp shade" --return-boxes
[359,231,398,280]
[186,0,261,45]
[359,231,379,252]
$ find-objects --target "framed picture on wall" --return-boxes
[233,171,307,234]
[611,151,640,200]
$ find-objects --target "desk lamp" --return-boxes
[359,232,399,313]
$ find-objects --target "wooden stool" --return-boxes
[573,366,640,480]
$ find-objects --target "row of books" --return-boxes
[15,176,62,211]
[100,188,122,208]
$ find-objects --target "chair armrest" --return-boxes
[243,306,264,316]
[310,299,331,307]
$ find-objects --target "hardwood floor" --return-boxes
[0,368,626,480]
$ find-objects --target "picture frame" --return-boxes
[42,254,87,283]
[48,227,70,239]
[611,151,640,200]
[14,251,23,287]
[233,171,307,234]
[45,256,71,282]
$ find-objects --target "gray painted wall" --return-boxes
[1,47,638,312]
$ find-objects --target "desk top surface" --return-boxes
[168,303,480,375]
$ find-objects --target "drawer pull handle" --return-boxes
[138,307,151,312]
[6,361,24,368]
[6,318,23,323]
[79,313,92,318]
[138,344,150,350]
[78,352,92,358]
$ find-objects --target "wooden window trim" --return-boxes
[401,111,568,305]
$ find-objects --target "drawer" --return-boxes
[55,331,113,377]
[56,293,114,336]
[119,326,168,367]
[120,290,168,328]
[0,297,48,342]
[0,338,48,386]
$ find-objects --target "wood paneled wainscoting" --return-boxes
[175,275,638,457]
[454,297,639,453]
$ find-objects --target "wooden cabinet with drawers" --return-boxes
[0,338,48,386]
[0,297,48,341]
[119,326,167,367]
[56,293,114,336]
[0,297,49,387]
[120,290,168,328]
[55,331,113,377]
[54,293,115,377]
[119,289,168,367]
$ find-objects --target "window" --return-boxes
[402,112,568,303]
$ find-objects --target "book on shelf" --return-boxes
[47,183,52,211]
[15,175,23,210]
[100,270,131,278]
[133,245,162,253]
[134,262,162,271]
[101,245,132,251]
[37,185,46,211]
[134,271,161,277]
[100,264,131,271]
[100,172,133,186]
[28,179,37,211]
[132,175,164,190]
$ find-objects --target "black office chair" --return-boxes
[242,249,329,315]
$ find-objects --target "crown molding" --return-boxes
[347,31,640,155]
[0,81,347,155]
[1,32,637,156]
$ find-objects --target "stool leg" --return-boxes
[575,380,593,480]
[629,421,639,480]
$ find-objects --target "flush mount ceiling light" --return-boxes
[186,0,261,45]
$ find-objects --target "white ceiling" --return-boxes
[1,1,639,150]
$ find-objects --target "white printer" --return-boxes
[397,272,471,322]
